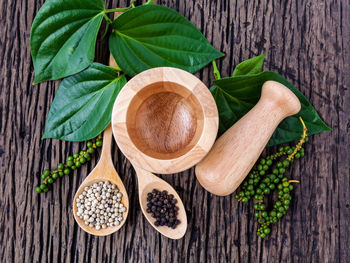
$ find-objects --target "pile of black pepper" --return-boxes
[146,189,180,229]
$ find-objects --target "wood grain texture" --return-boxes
[0,0,349,262]
[112,67,218,174]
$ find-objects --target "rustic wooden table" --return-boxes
[1,0,349,262]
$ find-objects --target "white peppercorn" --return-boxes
[75,180,126,230]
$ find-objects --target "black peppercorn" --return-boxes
[146,189,181,229]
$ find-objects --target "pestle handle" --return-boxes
[195,81,301,196]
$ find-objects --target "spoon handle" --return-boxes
[98,124,113,166]
[132,164,158,191]
[195,81,301,196]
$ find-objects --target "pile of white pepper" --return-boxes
[75,180,126,230]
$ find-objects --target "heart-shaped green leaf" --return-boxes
[211,71,331,146]
[109,4,224,77]
[43,63,126,141]
[30,0,105,84]
[232,54,266,76]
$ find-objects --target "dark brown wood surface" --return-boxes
[1,0,349,262]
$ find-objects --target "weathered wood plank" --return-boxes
[0,0,349,262]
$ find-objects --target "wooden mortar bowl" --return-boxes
[112,67,218,174]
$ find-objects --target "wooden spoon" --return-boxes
[132,164,187,239]
[195,80,301,196]
[72,124,129,236]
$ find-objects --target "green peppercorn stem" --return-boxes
[235,118,308,238]
[287,117,308,161]
[35,135,103,194]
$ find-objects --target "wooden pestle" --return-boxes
[195,80,301,196]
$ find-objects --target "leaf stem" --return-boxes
[101,22,110,39]
[109,66,122,71]
[144,0,155,4]
[103,13,113,24]
[212,60,221,80]
[130,0,136,8]
[105,7,131,13]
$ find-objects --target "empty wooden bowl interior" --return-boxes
[126,81,204,160]
[112,67,218,174]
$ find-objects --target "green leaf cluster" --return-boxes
[211,55,331,146]
[30,2,222,141]
[30,1,329,144]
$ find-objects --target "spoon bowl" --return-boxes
[133,165,187,239]
[73,125,129,236]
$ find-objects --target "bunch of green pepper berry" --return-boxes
[35,134,103,193]
[235,117,308,238]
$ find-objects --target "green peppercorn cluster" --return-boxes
[35,135,103,193]
[235,137,308,238]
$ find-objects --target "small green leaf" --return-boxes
[30,0,105,84]
[211,71,331,146]
[232,54,266,77]
[43,63,126,141]
[109,4,224,77]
